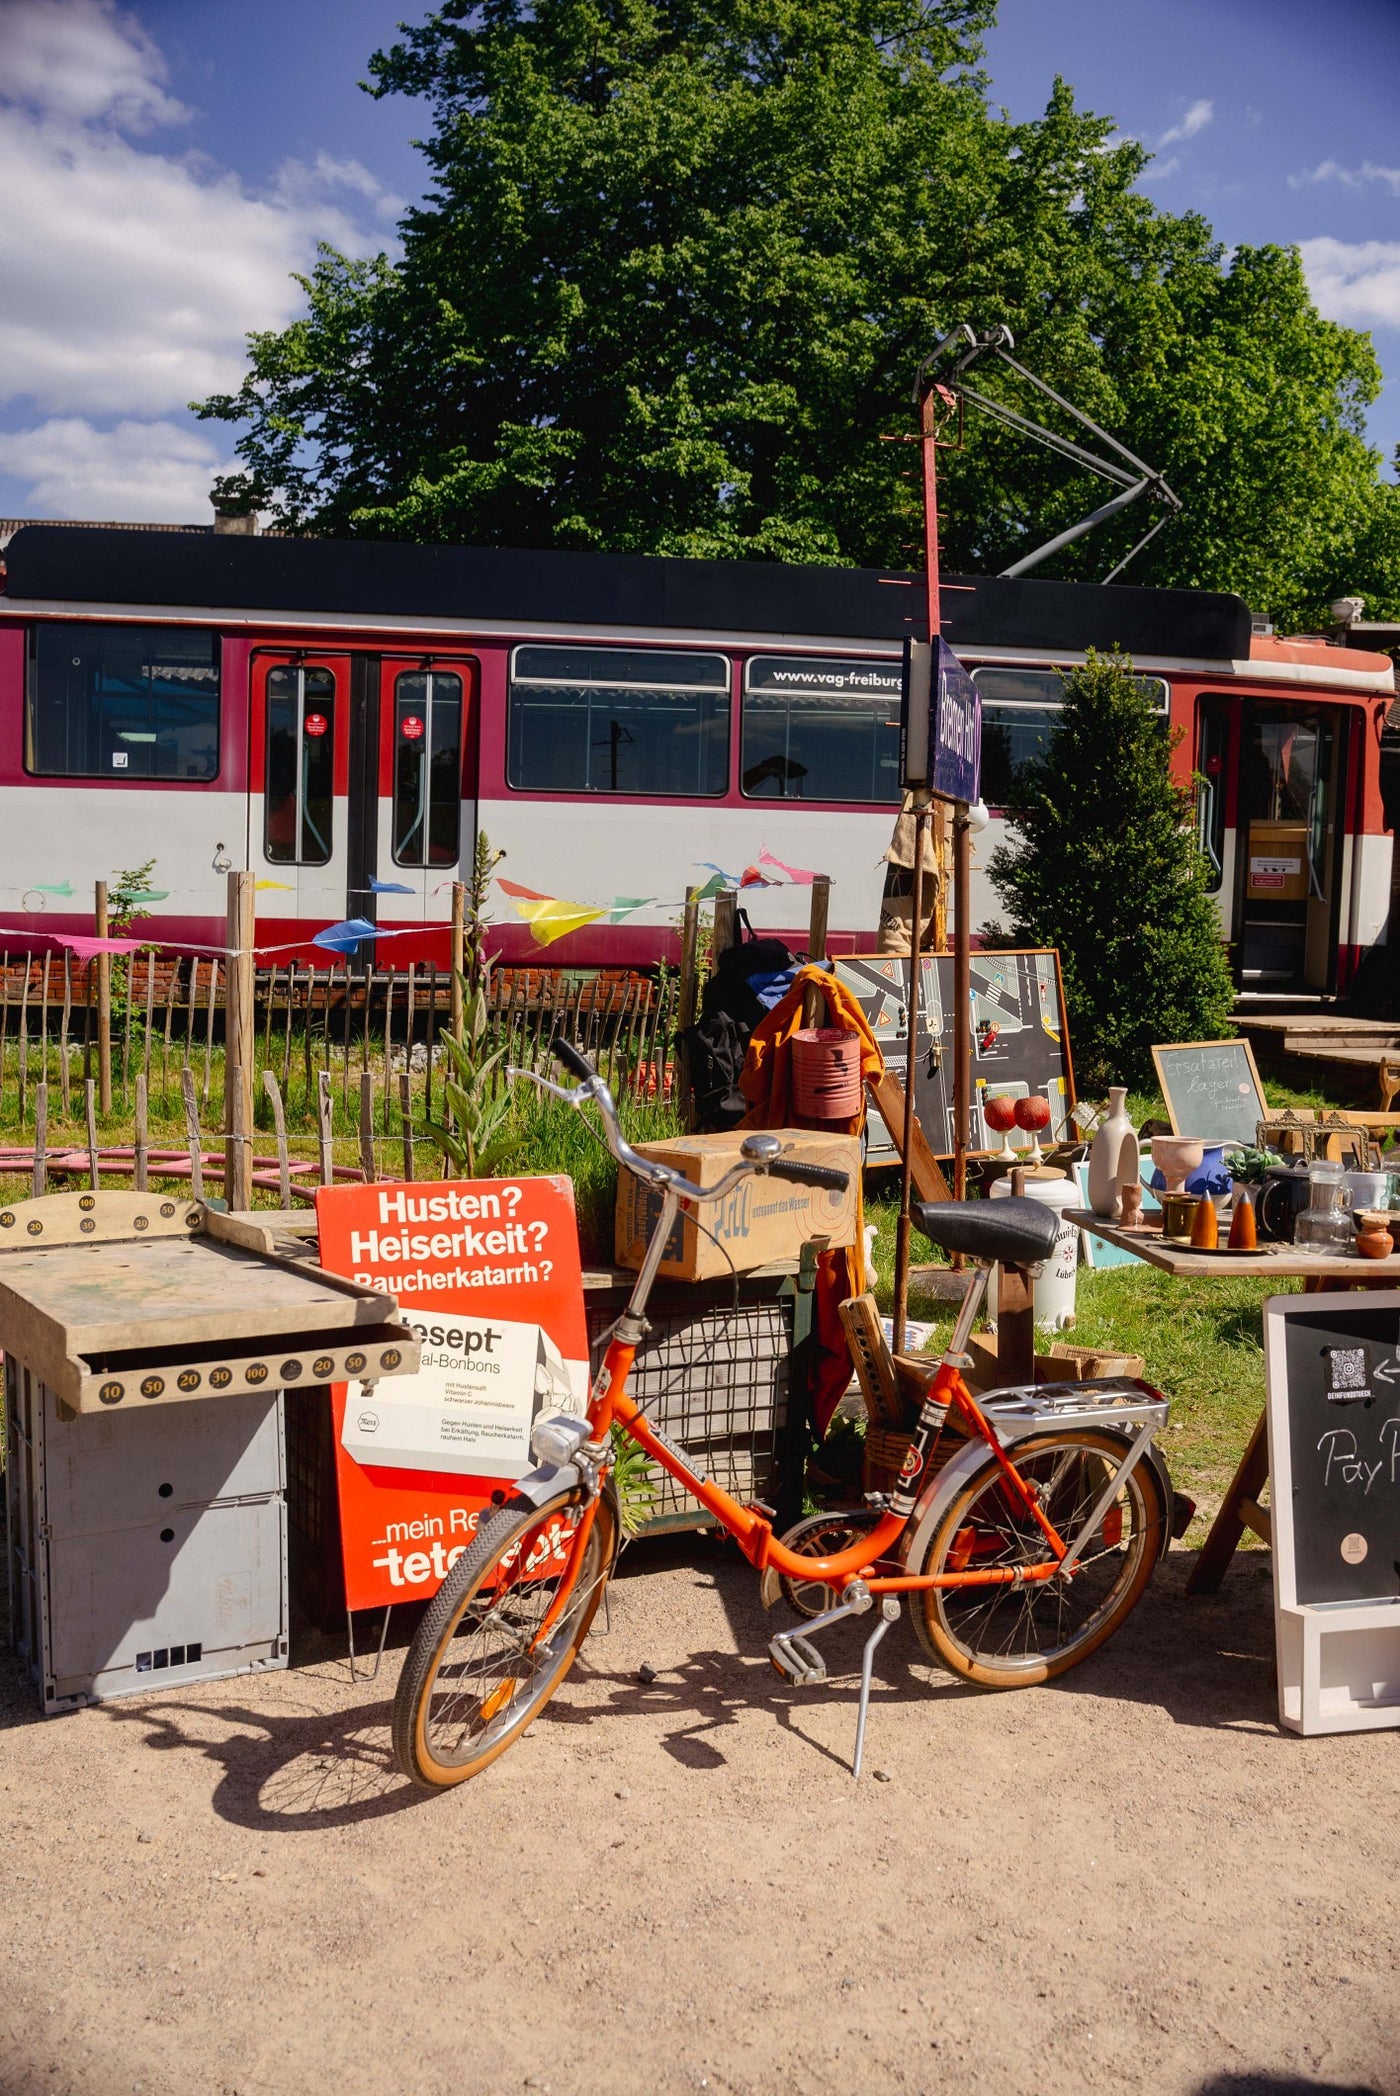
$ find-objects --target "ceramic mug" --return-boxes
[1346,1170,1394,1214]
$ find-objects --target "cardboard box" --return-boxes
[614,1130,861,1281]
[1247,820,1309,904]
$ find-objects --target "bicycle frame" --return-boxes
[578,1182,1075,1598]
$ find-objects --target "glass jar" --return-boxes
[1294,1161,1354,1253]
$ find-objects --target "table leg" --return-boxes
[1185,1408,1269,1596]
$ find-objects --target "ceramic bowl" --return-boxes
[1150,1136,1204,1195]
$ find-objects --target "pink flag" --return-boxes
[54,934,145,958]
[758,848,818,885]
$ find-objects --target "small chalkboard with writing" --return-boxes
[1264,1296,1400,1608]
[1152,1038,1267,1150]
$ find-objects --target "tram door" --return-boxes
[249,651,477,947]
[1234,701,1349,993]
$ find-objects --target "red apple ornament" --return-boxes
[1014,1092,1052,1165]
[984,1093,1019,1161]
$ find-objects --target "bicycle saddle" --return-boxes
[912,1196,1061,1267]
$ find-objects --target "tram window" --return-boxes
[741,656,902,803]
[972,667,1169,806]
[393,670,463,866]
[26,623,220,780]
[508,646,729,796]
[265,666,335,864]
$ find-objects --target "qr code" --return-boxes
[1327,1348,1368,1390]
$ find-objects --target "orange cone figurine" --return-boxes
[1228,1190,1257,1251]
[1190,1194,1219,1250]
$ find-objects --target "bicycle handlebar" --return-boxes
[507,1037,852,1206]
[769,1158,851,1192]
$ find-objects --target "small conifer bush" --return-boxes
[985,650,1236,1092]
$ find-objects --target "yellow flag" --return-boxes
[513,896,607,947]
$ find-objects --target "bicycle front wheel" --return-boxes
[912,1428,1164,1688]
[393,1484,618,1789]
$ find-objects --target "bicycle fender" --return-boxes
[896,1426,1174,1572]
[512,1461,584,1508]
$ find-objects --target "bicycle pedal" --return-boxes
[767,1629,828,1685]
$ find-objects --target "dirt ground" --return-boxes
[2,1536,1396,2096]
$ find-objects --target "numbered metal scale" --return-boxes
[2,1190,420,1713]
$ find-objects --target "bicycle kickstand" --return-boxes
[852,1598,900,1782]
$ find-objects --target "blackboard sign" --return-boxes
[1264,1297,1400,1607]
[1152,1038,1267,1149]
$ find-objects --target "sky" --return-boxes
[1,0,1398,534]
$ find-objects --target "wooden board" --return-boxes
[1063,1210,1400,1281]
[1151,1038,1267,1150]
[837,1292,906,1426]
[864,1069,952,1204]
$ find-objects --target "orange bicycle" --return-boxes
[393,1039,1177,1788]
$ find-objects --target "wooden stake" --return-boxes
[340,956,352,1114]
[223,870,256,1212]
[302,964,316,1111]
[59,950,72,1120]
[262,1069,292,1211]
[358,1070,376,1182]
[677,885,701,1130]
[183,955,197,1074]
[180,1067,203,1202]
[17,962,29,1126]
[202,955,217,1108]
[317,1067,334,1186]
[32,1081,47,1197]
[382,966,395,1132]
[85,1077,99,1190]
[39,952,50,1099]
[801,874,831,1026]
[281,962,295,1089]
[134,1072,149,1192]
[160,955,175,1109]
[120,944,132,1106]
[95,879,112,1115]
[142,949,155,1109]
[399,1071,415,1181]
[713,887,738,962]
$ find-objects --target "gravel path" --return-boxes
[2,1539,1395,2096]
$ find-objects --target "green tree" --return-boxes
[196,0,1400,629]
[985,651,1236,1092]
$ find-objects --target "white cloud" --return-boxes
[0,0,188,129]
[1300,238,1400,332]
[0,0,403,519]
[1290,159,1400,196]
[1139,155,1181,184]
[1158,99,1213,148]
[0,417,230,521]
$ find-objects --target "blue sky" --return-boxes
[2,0,1397,540]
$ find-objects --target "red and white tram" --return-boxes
[0,526,1393,994]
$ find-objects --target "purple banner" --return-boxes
[932,639,981,805]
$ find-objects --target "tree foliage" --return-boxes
[197,0,1400,628]
[985,651,1236,1092]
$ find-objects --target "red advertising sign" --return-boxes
[304,712,329,737]
[400,714,425,741]
[315,1175,589,1610]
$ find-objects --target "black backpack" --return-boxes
[681,913,797,1129]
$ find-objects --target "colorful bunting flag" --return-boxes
[758,848,818,884]
[369,878,414,894]
[313,917,378,953]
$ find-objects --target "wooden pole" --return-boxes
[94,880,112,1115]
[32,1081,47,1197]
[891,802,931,1355]
[399,1070,416,1182]
[801,874,831,1027]
[358,1070,376,1183]
[953,806,973,1206]
[85,1077,100,1190]
[223,870,256,1212]
[713,888,738,964]
[317,1068,335,1187]
[262,1070,292,1210]
[677,885,701,1130]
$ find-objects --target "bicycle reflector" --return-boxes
[530,1412,591,1468]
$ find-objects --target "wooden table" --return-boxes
[1064,1209,1400,1592]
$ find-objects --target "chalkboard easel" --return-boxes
[1152,1037,1268,1151]
[1262,1288,1400,1735]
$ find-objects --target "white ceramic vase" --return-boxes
[1088,1087,1133,1218]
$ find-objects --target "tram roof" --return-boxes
[2,523,1257,662]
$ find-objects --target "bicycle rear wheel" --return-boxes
[393,1483,618,1789]
[911,1428,1164,1687]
